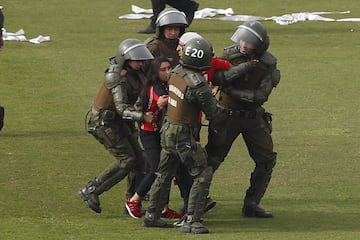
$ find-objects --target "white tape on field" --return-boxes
[119,5,360,25]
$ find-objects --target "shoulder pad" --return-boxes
[120,69,127,77]
[144,36,156,45]
[108,56,117,65]
[146,40,160,55]
[259,52,277,66]
[184,72,206,87]
[171,64,186,77]
[104,65,122,89]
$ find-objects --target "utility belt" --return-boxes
[219,105,263,119]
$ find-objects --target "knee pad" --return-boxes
[118,155,137,170]
[198,166,213,184]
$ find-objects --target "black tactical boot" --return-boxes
[242,203,273,218]
[142,210,173,228]
[78,179,101,213]
[181,215,209,234]
[137,24,156,34]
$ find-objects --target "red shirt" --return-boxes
[202,57,232,83]
[193,57,231,141]
[140,81,168,132]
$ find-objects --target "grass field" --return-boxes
[0,0,359,239]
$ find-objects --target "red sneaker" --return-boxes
[161,208,183,219]
[204,196,217,213]
[125,198,142,219]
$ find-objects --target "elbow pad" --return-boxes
[222,62,254,83]
[212,61,255,86]
[271,69,281,87]
[122,109,143,122]
[112,85,129,114]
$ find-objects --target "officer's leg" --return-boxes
[241,121,277,218]
[79,129,137,213]
[143,148,177,228]
[167,0,199,25]
[174,162,193,214]
[181,144,213,234]
[206,115,241,172]
[152,0,166,22]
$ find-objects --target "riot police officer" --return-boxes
[138,0,198,34]
[78,39,154,214]
[143,8,188,74]
[143,37,218,234]
[144,8,195,215]
[206,21,281,218]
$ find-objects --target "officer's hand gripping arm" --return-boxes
[212,60,258,86]
[226,68,280,104]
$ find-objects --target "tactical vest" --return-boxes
[93,81,115,111]
[125,69,147,105]
[148,39,180,67]
[93,69,146,111]
[166,73,200,126]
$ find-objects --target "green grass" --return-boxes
[1,0,359,239]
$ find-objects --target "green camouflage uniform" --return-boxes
[206,45,280,209]
[145,64,218,223]
[80,65,147,213]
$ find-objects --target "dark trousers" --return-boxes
[150,0,199,26]
[0,106,4,130]
[206,109,277,205]
[136,130,162,197]
[138,130,192,205]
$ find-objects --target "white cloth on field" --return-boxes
[2,28,51,44]
[119,5,360,25]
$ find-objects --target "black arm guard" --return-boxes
[226,73,274,104]
[212,61,256,86]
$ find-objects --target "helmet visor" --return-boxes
[230,26,263,49]
[123,44,154,61]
